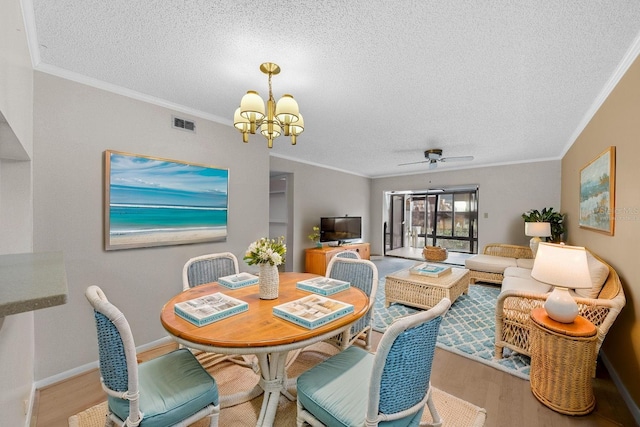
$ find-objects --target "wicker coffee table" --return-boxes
[385,266,470,310]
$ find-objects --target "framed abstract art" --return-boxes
[104,150,229,250]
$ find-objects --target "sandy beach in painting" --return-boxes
[109,227,227,248]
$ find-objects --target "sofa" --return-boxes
[465,243,534,285]
[495,248,626,361]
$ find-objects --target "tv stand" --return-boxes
[304,242,370,276]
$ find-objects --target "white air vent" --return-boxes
[172,116,196,133]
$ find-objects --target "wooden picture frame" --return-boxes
[579,146,615,235]
[104,150,228,250]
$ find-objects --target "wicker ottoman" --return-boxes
[385,267,469,310]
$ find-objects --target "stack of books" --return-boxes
[217,272,259,289]
[296,277,350,296]
[273,294,354,329]
[409,262,452,278]
[174,292,248,326]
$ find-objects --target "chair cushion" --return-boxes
[516,258,535,269]
[109,349,218,427]
[465,254,517,274]
[574,252,610,299]
[297,346,423,427]
[501,276,552,294]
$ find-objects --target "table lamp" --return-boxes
[531,243,592,323]
[524,222,551,256]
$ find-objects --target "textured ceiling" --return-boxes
[28,1,640,177]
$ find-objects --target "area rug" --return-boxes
[373,280,531,380]
[69,343,486,427]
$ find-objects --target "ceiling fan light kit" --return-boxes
[234,62,304,148]
[398,148,474,169]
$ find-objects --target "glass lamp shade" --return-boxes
[240,91,265,122]
[275,94,299,125]
[233,107,250,132]
[289,113,304,145]
[260,121,282,138]
[531,243,592,323]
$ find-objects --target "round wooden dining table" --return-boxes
[160,272,369,427]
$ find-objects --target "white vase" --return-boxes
[259,263,279,299]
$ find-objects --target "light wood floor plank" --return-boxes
[33,333,635,426]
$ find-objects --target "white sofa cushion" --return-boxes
[574,252,610,299]
[465,254,517,274]
[516,258,535,269]
[503,266,533,279]
[501,276,552,294]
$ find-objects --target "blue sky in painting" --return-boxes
[108,152,228,208]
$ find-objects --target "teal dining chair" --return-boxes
[325,256,379,350]
[182,252,257,371]
[86,285,220,426]
[296,298,451,427]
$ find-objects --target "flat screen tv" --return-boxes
[320,216,362,244]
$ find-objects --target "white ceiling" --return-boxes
[27,1,640,178]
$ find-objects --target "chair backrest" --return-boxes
[326,256,378,305]
[367,298,451,423]
[85,285,142,425]
[182,252,239,290]
[335,250,361,259]
[326,257,379,340]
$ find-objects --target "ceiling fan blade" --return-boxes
[440,156,474,162]
[398,160,430,166]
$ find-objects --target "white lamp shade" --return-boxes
[525,222,551,237]
[260,121,282,138]
[275,94,299,124]
[240,91,265,121]
[531,243,591,289]
[233,107,250,132]
[290,113,304,135]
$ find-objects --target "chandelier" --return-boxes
[234,62,304,148]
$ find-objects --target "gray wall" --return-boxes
[270,156,371,272]
[370,161,561,255]
[0,1,35,425]
[32,72,270,380]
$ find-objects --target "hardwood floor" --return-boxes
[32,337,635,427]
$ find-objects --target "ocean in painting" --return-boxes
[109,204,227,235]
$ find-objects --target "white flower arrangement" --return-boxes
[243,237,286,266]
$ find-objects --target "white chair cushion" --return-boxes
[465,254,517,274]
[501,276,552,294]
[574,252,610,299]
[516,258,535,269]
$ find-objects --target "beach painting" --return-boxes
[105,150,229,250]
[579,146,615,235]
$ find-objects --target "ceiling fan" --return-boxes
[398,149,474,169]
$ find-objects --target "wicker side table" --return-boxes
[529,307,597,415]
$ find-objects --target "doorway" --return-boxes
[386,186,479,255]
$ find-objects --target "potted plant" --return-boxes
[308,226,321,247]
[244,237,286,299]
[521,207,566,243]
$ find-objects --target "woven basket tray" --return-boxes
[423,246,448,262]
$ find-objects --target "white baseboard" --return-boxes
[600,350,640,425]
[34,336,173,389]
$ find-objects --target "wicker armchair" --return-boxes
[467,243,533,285]
[296,298,451,427]
[495,250,626,361]
[182,252,256,371]
[86,286,219,426]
